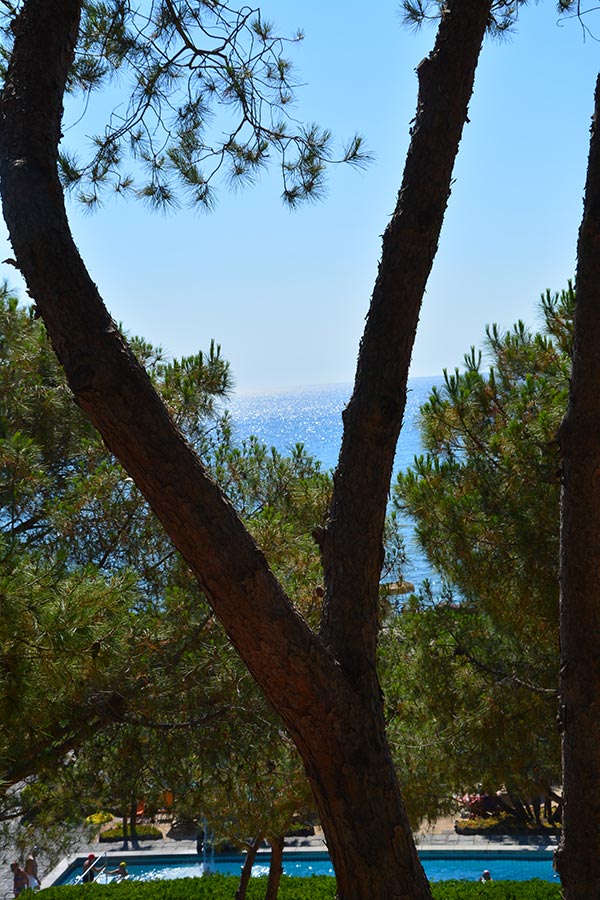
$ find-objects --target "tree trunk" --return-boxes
[556,73,600,899]
[264,835,285,900]
[0,1,490,898]
[506,790,530,824]
[235,834,263,900]
[320,0,492,692]
[130,794,139,845]
[546,789,563,825]
[553,797,563,825]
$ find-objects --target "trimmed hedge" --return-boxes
[99,824,162,842]
[40,875,561,900]
[430,883,560,899]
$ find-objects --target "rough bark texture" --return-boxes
[0,2,489,898]
[320,0,492,689]
[556,74,600,898]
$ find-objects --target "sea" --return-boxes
[227,376,444,594]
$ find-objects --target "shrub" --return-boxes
[431,881,560,900]
[99,824,162,842]
[38,875,562,900]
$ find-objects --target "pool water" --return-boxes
[420,853,555,882]
[58,851,557,885]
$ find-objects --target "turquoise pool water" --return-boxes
[57,851,557,885]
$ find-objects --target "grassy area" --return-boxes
[39,875,561,899]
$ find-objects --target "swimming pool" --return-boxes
[55,850,557,885]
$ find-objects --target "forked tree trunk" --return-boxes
[264,835,285,900]
[0,1,491,898]
[556,73,600,899]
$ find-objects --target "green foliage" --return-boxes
[0,282,235,808]
[401,0,537,37]
[213,436,331,624]
[36,876,562,900]
[197,722,313,850]
[0,280,401,855]
[0,543,141,786]
[0,1,368,209]
[99,823,162,841]
[386,285,575,822]
[430,883,560,900]
[0,283,333,855]
[0,285,232,580]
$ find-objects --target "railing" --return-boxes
[71,851,109,885]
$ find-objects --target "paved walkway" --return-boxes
[416,831,558,853]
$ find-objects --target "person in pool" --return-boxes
[82,854,102,883]
[107,862,129,881]
[479,869,492,882]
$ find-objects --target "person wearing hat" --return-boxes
[107,862,129,881]
[82,854,101,883]
[479,869,492,883]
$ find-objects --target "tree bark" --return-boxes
[556,73,600,899]
[320,0,492,688]
[264,835,285,900]
[235,834,263,900]
[0,1,490,898]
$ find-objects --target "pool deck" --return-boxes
[39,828,559,889]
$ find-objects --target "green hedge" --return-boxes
[40,875,561,900]
[99,824,162,841]
[430,883,560,899]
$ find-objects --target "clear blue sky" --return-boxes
[1,1,598,393]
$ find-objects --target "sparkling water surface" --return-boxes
[228,376,444,593]
[228,377,440,474]
[60,852,556,884]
